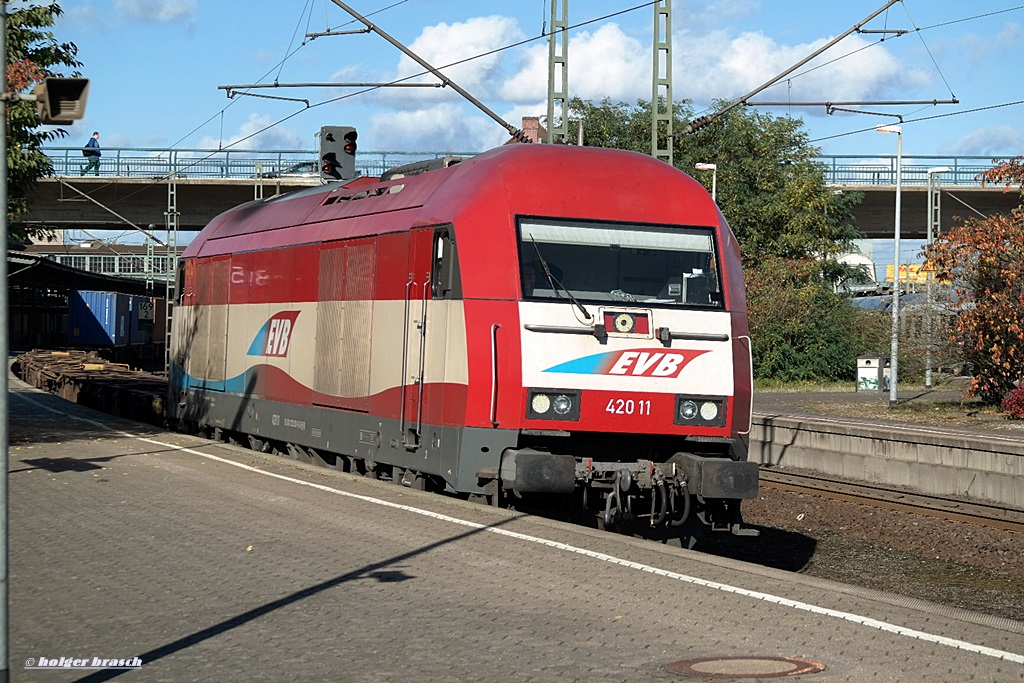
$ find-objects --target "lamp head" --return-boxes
[876,125,902,134]
[695,163,717,171]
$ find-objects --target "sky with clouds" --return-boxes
[46,0,1024,159]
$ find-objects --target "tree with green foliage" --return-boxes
[567,98,863,266]
[5,2,81,242]
[568,98,872,383]
[744,256,885,382]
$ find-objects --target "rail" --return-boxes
[39,147,1015,186]
[760,469,1024,532]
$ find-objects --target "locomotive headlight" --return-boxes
[552,394,573,415]
[531,393,551,414]
[699,401,719,421]
[678,400,698,420]
[674,395,727,427]
[527,389,581,421]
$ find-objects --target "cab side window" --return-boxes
[432,226,459,299]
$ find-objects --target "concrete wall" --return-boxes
[750,413,1024,508]
[23,177,319,232]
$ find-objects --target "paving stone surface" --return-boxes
[8,379,1024,682]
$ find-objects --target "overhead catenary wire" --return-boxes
[42,0,417,235]
[55,1,1024,232]
[897,1,955,99]
[164,1,1024,162]
[810,99,1024,144]
[58,0,667,224]
[164,0,408,152]
[276,0,317,85]
[915,4,1024,30]
[676,0,905,135]
[687,3,1023,131]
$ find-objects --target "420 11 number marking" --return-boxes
[605,398,651,416]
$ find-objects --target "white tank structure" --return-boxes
[835,252,888,296]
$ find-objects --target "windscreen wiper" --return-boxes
[530,238,593,321]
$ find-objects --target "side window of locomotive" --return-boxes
[432,227,456,299]
[176,259,186,305]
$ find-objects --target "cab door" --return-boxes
[401,226,457,448]
[401,228,434,448]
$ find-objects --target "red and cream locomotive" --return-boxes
[170,143,758,545]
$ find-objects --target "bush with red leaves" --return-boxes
[1001,386,1024,420]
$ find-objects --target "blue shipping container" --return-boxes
[69,291,130,346]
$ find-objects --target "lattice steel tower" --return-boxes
[546,0,569,143]
[651,0,672,163]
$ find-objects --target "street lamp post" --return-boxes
[925,166,949,389]
[695,163,717,201]
[877,125,902,408]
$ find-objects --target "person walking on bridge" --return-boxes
[81,131,101,176]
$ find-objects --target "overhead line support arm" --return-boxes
[328,0,531,143]
[678,0,902,136]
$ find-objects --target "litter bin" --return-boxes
[857,354,890,392]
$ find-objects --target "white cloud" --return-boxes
[502,24,648,104]
[996,22,1022,49]
[941,125,1024,156]
[499,24,930,114]
[686,0,761,26]
[115,0,195,23]
[369,103,498,152]
[676,31,931,107]
[340,11,949,153]
[100,132,136,148]
[382,15,525,106]
[196,113,308,151]
[952,22,1021,66]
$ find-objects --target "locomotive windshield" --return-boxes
[518,218,723,308]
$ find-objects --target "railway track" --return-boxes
[759,468,1024,533]
[13,349,167,425]
[14,349,1022,534]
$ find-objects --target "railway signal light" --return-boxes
[32,77,90,125]
[319,125,357,181]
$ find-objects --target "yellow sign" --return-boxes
[885,264,949,285]
[885,264,928,284]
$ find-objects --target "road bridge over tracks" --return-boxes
[21,148,1022,239]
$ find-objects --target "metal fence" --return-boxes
[41,147,1006,186]
[43,147,480,180]
[816,155,999,186]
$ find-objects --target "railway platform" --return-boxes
[7,373,1024,682]
[751,386,1024,510]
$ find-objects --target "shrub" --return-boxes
[1001,386,1024,420]
[926,208,1024,404]
[745,257,863,383]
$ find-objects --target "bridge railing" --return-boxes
[40,147,1010,186]
[817,155,1001,186]
[41,147,479,180]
